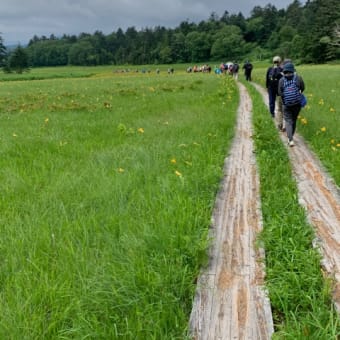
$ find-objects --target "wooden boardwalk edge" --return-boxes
[189,83,274,339]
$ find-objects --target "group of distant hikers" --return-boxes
[185,56,306,148]
[216,56,305,147]
[186,61,253,81]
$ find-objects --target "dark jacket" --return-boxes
[266,66,283,89]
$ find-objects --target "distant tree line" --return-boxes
[1,0,339,72]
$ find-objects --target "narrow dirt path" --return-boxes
[189,83,274,339]
[253,83,340,312]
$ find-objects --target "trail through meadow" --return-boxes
[189,81,340,339]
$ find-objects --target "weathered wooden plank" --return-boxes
[189,83,274,339]
[253,82,340,313]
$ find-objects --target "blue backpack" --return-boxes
[283,75,301,106]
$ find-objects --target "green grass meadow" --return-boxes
[0,64,339,338]
[0,69,238,338]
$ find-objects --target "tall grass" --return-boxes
[243,80,340,338]
[0,70,238,338]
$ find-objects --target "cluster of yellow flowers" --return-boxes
[298,95,339,150]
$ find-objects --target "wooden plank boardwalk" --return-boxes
[189,83,274,339]
[253,82,340,312]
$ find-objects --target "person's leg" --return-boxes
[284,107,294,142]
[277,96,284,130]
[291,105,301,137]
[268,88,275,116]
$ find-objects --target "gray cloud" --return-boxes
[1,0,294,44]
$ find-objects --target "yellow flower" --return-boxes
[45,118,49,123]
[331,146,336,151]
[137,128,144,133]
[319,99,324,105]
[330,107,335,112]
[337,143,340,148]
[118,168,125,173]
[321,127,326,132]
[12,133,17,137]
[301,118,308,125]
[330,139,335,144]
[170,158,177,164]
[175,170,182,177]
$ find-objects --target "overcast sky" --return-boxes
[1,0,295,45]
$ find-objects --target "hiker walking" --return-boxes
[276,59,293,132]
[266,56,283,119]
[278,62,305,147]
[232,62,239,80]
[243,60,253,81]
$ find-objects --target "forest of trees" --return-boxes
[1,0,339,71]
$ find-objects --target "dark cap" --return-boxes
[283,63,295,73]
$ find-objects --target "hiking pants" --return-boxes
[283,104,301,141]
[268,87,278,116]
[277,96,284,128]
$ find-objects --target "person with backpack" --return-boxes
[242,60,253,81]
[276,59,293,132]
[266,56,283,119]
[232,62,239,80]
[278,62,305,147]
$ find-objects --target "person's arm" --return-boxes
[299,76,305,93]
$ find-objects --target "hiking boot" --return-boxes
[278,124,286,132]
[289,140,295,147]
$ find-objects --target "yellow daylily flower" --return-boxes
[321,127,326,132]
[175,170,182,177]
